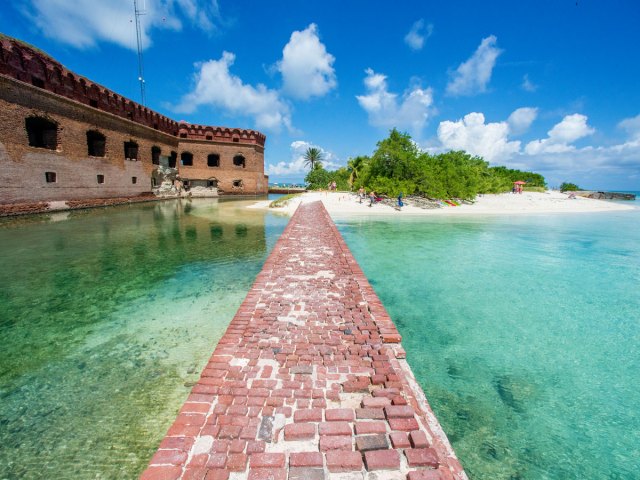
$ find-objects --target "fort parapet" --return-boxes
[0,35,268,204]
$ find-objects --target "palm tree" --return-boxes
[303,147,323,171]
[347,156,368,188]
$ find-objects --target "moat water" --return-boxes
[1,197,639,479]
[337,198,640,479]
[0,198,288,479]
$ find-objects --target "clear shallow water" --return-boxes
[0,198,288,479]
[337,199,640,479]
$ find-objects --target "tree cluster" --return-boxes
[305,129,547,200]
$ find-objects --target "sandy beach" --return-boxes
[250,190,636,217]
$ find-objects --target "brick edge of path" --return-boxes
[141,201,468,480]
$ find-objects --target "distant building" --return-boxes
[0,35,268,204]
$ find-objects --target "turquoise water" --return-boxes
[0,198,288,479]
[337,198,640,479]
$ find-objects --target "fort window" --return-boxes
[233,137,239,143]
[86,130,106,157]
[31,77,45,89]
[169,151,177,168]
[25,117,58,150]
[232,179,243,188]
[207,154,220,167]
[132,176,137,184]
[97,174,105,184]
[181,152,193,166]
[151,146,161,165]
[233,155,246,168]
[207,179,218,188]
[124,141,138,160]
[89,99,98,108]
[206,134,213,140]
[45,172,57,183]
[179,132,187,138]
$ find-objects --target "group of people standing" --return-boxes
[357,187,404,210]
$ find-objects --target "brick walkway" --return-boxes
[141,201,467,480]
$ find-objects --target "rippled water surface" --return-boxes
[337,201,640,479]
[0,198,288,479]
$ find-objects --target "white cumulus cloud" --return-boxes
[277,24,337,100]
[356,68,434,133]
[266,141,340,176]
[525,114,595,155]
[446,35,502,96]
[437,112,521,162]
[23,0,220,50]
[404,19,433,51]
[508,107,538,135]
[618,114,640,141]
[173,51,292,132]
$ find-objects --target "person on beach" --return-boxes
[369,191,376,207]
[397,192,404,210]
[358,186,365,203]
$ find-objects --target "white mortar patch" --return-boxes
[190,435,213,455]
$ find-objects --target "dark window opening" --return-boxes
[89,99,98,108]
[151,177,157,187]
[169,151,177,168]
[233,137,239,143]
[97,174,105,184]
[86,130,106,157]
[45,171,56,183]
[151,146,161,165]
[25,117,58,150]
[124,140,138,160]
[181,152,193,166]
[206,134,213,140]
[31,77,45,89]
[207,179,218,188]
[232,179,243,188]
[179,132,187,138]
[153,123,158,130]
[207,153,220,167]
[132,176,137,184]
[233,155,245,168]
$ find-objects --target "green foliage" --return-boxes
[559,182,580,192]
[304,165,350,190]
[306,129,547,200]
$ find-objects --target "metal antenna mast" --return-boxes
[133,0,146,105]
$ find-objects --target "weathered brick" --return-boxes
[363,449,401,470]
[318,422,352,436]
[355,434,389,452]
[405,448,440,468]
[288,467,325,480]
[249,453,286,468]
[247,468,287,480]
[354,421,387,435]
[284,422,316,440]
[389,432,411,448]
[325,408,355,422]
[409,430,429,448]
[388,417,420,431]
[289,452,323,467]
[326,451,364,472]
[319,435,352,451]
[384,405,416,419]
[294,408,323,423]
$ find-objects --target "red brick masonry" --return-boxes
[141,202,467,480]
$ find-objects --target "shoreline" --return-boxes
[252,190,636,217]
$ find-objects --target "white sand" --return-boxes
[249,190,636,217]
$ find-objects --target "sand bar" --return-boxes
[253,191,636,217]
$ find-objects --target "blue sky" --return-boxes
[2,0,639,189]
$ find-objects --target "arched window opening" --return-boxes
[207,179,218,188]
[169,151,177,168]
[207,153,220,167]
[86,130,106,157]
[151,146,161,165]
[181,152,193,166]
[232,179,243,188]
[233,154,245,168]
[25,117,58,150]
[124,140,138,160]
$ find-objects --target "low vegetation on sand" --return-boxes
[305,129,547,200]
[269,193,302,208]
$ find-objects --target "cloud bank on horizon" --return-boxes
[10,0,640,189]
